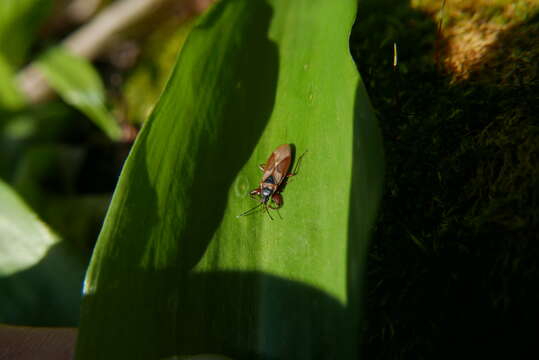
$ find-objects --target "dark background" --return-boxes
[351,0,539,358]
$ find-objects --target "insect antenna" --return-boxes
[236,202,264,218]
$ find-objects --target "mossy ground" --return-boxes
[350,0,539,358]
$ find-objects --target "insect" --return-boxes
[237,144,306,220]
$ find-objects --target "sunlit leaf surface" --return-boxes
[77,0,384,358]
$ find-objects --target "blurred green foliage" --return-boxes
[36,47,122,140]
[0,54,25,109]
[0,178,85,326]
[0,0,52,67]
[122,18,195,125]
[0,0,185,327]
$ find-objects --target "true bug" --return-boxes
[237,144,306,220]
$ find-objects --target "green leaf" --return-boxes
[0,54,25,110]
[0,179,85,326]
[77,0,383,359]
[0,179,58,278]
[36,47,123,140]
[0,102,77,180]
[0,0,52,66]
[11,143,111,248]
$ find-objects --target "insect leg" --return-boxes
[290,150,308,176]
[265,204,274,220]
[249,188,262,200]
[269,193,283,209]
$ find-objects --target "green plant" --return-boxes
[76,0,383,359]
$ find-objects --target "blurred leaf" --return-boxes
[0,102,77,179]
[36,47,122,140]
[11,143,111,249]
[77,0,383,359]
[0,179,85,326]
[0,54,25,110]
[0,0,52,66]
[0,179,58,277]
[1,101,75,142]
[123,18,195,125]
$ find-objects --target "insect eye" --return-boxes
[262,188,272,197]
